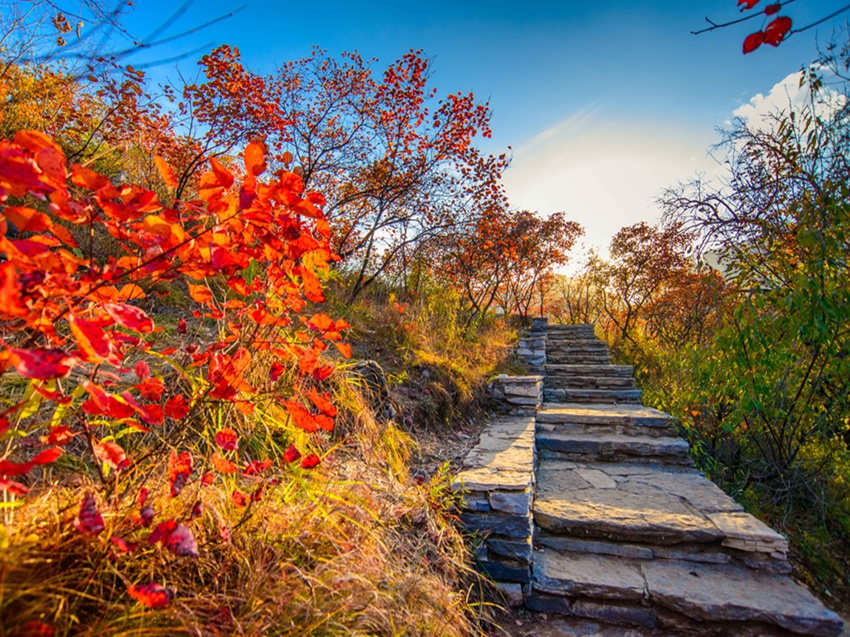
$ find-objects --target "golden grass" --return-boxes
[0,443,489,636]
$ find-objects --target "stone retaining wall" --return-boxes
[490,375,543,416]
[515,317,548,374]
[453,375,542,606]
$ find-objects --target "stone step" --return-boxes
[538,402,674,426]
[545,375,636,390]
[544,387,642,403]
[547,324,596,334]
[537,430,693,465]
[546,364,634,376]
[530,550,843,636]
[547,357,613,367]
[546,343,610,353]
[533,461,790,563]
[546,338,609,347]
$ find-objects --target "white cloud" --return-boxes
[733,69,847,131]
[501,110,715,252]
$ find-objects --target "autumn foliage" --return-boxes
[0,128,349,610]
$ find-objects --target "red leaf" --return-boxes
[93,442,130,471]
[737,0,759,8]
[31,448,62,465]
[165,524,199,558]
[190,500,203,521]
[138,487,149,507]
[141,403,165,426]
[743,31,765,54]
[242,459,272,476]
[764,3,780,15]
[42,426,76,446]
[209,157,234,189]
[74,492,105,535]
[215,428,238,451]
[269,361,286,382]
[168,450,192,496]
[0,478,29,496]
[136,377,165,400]
[68,314,114,362]
[128,582,173,609]
[282,444,301,464]
[231,489,248,508]
[20,620,54,636]
[212,451,238,473]
[9,348,73,379]
[283,400,318,433]
[308,387,337,418]
[110,536,139,553]
[0,458,32,477]
[103,303,154,333]
[164,394,191,419]
[177,317,188,334]
[135,360,151,379]
[301,454,321,469]
[140,505,155,527]
[763,16,791,46]
[148,519,176,544]
[201,471,215,485]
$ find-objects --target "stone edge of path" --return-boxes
[452,375,542,606]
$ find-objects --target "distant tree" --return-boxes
[185,46,508,301]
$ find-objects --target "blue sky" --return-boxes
[120,0,846,250]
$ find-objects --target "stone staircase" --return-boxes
[456,321,844,636]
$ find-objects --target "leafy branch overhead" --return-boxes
[692,0,850,54]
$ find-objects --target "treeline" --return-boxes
[1,36,581,317]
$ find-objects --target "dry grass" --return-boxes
[0,440,490,636]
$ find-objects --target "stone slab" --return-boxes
[452,467,532,492]
[533,551,646,601]
[538,403,674,427]
[572,600,657,628]
[642,560,843,636]
[477,559,531,584]
[525,593,572,614]
[534,461,722,544]
[708,512,789,553]
[460,512,532,538]
[535,535,654,560]
[489,489,532,514]
[575,469,617,489]
[488,538,533,562]
[494,581,525,607]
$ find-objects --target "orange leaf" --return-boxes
[333,342,352,359]
[155,155,179,188]
[3,206,52,232]
[244,142,266,176]
[300,266,324,302]
[212,451,238,473]
[283,400,318,432]
[127,582,173,609]
[209,157,234,189]
[93,442,130,471]
[188,283,213,304]
[308,387,337,417]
